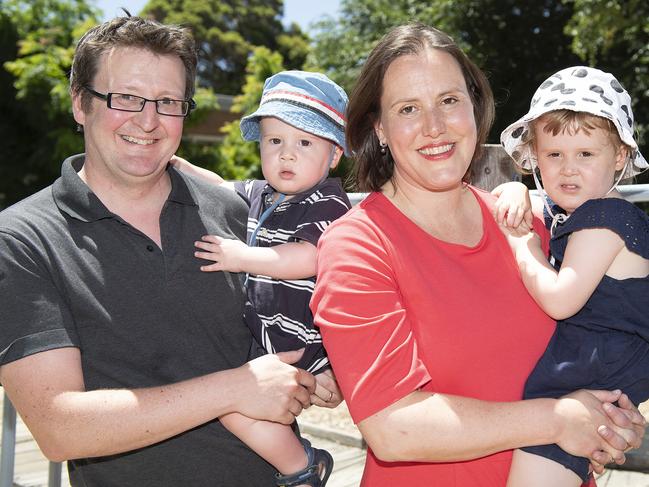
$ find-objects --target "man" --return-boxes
[0,16,322,486]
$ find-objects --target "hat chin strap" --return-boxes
[530,158,567,236]
[605,158,629,196]
[277,144,338,199]
[322,144,337,181]
[531,158,629,236]
[249,144,338,258]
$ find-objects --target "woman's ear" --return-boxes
[373,120,385,147]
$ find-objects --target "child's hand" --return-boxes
[491,182,533,231]
[311,369,342,409]
[169,154,190,170]
[169,155,226,186]
[194,235,249,272]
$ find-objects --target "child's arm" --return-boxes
[508,228,625,320]
[491,182,533,233]
[194,236,316,280]
[169,155,234,190]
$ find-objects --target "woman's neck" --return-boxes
[381,179,483,246]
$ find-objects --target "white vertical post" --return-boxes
[0,392,16,487]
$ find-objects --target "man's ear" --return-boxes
[71,90,86,126]
[329,145,344,170]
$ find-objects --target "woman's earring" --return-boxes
[380,142,387,155]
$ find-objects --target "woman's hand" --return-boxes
[589,391,647,473]
[310,369,342,408]
[554,389,645,471]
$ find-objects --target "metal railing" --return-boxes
[1,183,648,487]
[348,183,649,206]
[1,392,62,487]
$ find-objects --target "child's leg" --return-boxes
[507,449,582,487]
[220,412,308,474]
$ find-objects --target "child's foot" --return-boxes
[275,438,334,487]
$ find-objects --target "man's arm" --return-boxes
[0,347,315,462]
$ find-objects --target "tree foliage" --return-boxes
[565,0,649,149]
[142,0,310,95]
[308,0,583,142]
[177,46,286,180]
[3,0,648,206]
[0,0,98,207]
[214,46,284,179]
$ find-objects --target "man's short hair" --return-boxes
[70,16,197,112]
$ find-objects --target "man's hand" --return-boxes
[554,389,646,472]
[232,350,316,425]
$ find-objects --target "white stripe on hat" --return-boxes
[260,90,346,128]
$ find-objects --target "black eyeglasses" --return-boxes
[84,87,196,117]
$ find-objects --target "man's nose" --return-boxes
[133,100,160,131]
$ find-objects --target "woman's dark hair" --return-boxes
[347,22,495,192]
[70,16,197,112]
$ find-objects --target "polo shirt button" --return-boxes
[146,244,155,252]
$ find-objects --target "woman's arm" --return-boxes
[511,228,624,319]
[313,214,643,468]
[358,388,637,465]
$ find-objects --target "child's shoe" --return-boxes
[275,438,334,487]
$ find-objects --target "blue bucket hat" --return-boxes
[240,70,350,156]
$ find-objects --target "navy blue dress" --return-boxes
[522,198,649,481]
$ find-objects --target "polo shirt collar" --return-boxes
[53,154,197,222]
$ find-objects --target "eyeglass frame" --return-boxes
[83,86,196,117]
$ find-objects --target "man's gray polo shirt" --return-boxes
[0,155,276,486]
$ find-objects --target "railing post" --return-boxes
[0,392,16,487]
[48,461,62,487]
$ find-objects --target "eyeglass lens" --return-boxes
[109,93,189,116]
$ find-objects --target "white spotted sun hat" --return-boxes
[501,66,648,179]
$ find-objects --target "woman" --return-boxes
[310,23,645,486]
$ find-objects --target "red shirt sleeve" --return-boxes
[311,210,431,423]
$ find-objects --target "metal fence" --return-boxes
[2,183,649,487]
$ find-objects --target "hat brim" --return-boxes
[501,107,648,179]
[240,101,349,156]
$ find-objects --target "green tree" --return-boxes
[564,0,649,151]
[214,46,285,180]
[309,0,582,142]
[142,0,310,95]
[0,0,98,207]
